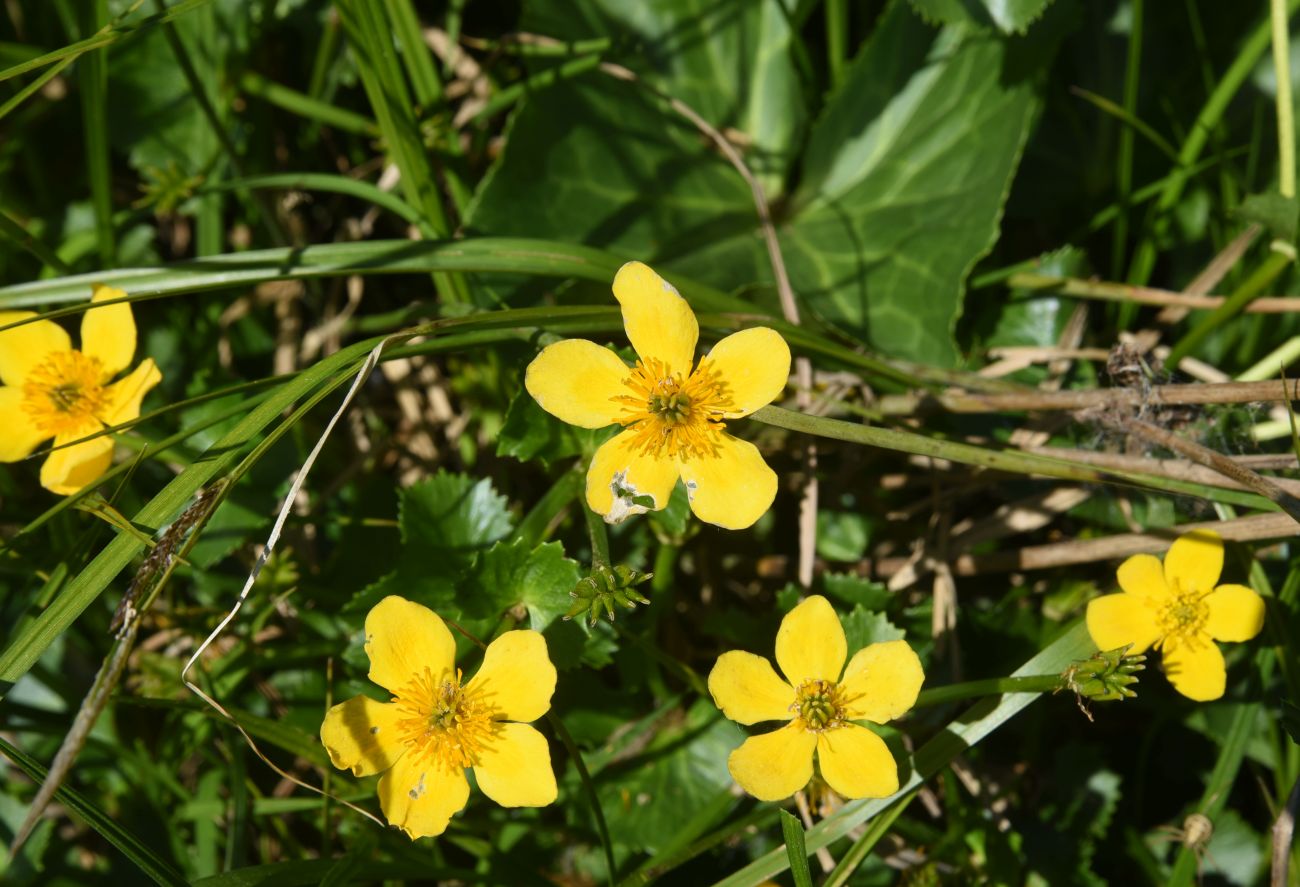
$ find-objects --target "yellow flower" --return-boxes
[320,596,559,839]
[0,285,162,495]
[707,595,924,802]
[1086,530,1265,702]
[526,261,791,530]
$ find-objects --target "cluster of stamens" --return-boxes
[21,349,108,436]
[613,357,733,461]
[1153,580,1210,649]
[790,678,848,733]
[394,667,496,773]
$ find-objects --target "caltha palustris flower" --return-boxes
[708,595,924,801]
[0,284,161,494]
[1087,530,1264,701]
[526,261,790,530]
[321,596,559,838]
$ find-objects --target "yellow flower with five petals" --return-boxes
[708,595,924,801]
[0,285,162,495]
[1086,530,1264,701]
[320,596,559,839]
[526,262,790,530]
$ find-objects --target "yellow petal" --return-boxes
[816,725,899,799]
[701,328,790,418]
[465,630,556,723]
[377,751,470,839]
[319,694,406,777]
[840,640,924,724]
[775,595,847,686]
[103,359,162,426]
[40,432,113,496]
[0,387,48,461]
[708,651,796,725]
[81,285,136,379]
[1161,638,1226,702]
[726,724,817,801]
[525,339,628,429]
[1116,553,1170,601]
[1164,530,1223,595]
[586,428,679,523]
[0,312,70,387]
[677,433,777,530]
[1085,592,1161,654]
[1203,584,1265,642]
[612,261,698,378]
[472,721,557,807]
[365,596,457,696]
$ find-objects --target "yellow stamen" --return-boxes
[612,356,734,461]
[1154,580,1210,650]
[21,350,109,436]
[393,667,496,773]
[790,678,848,733]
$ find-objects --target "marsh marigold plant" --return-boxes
[0,284,161,495]
[708,595,924,801]
[320,596,558,839]
[1086,530,1265,701]
[526,261,790,530]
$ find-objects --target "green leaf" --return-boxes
[521,0,804,190]
[462,539,583,631]
[815,510,871,562]
[821,573,890,610]
[777,1,1049,364]
[497,387,615,466]
[594,698,736,853]
[0,737,187,886]
[909,0,1054,33]
[778,810,814,887]
[399,471,513,563]
[841,606,906,653]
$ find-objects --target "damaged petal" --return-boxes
[605,469,654,523]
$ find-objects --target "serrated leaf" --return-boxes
[399,471,513,563]
[822,573,891,610]
[462,539,583,631]
[346,472,513,620]
[841,606,906,653]
[815,510,871,562]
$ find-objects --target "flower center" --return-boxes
[1154,581,1209,648]
[21,349,109,436]
[790,678,847,733]
[613,357,733,461]
[394,667,496,772]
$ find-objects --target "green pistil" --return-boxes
[50,384,82,411]
[794,679,844,731]
[650,391,691,423]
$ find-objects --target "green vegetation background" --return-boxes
[0,0,1297,884]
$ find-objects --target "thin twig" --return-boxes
[1022,446,1300,495]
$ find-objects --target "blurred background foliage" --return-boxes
[0,0,1298,884]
